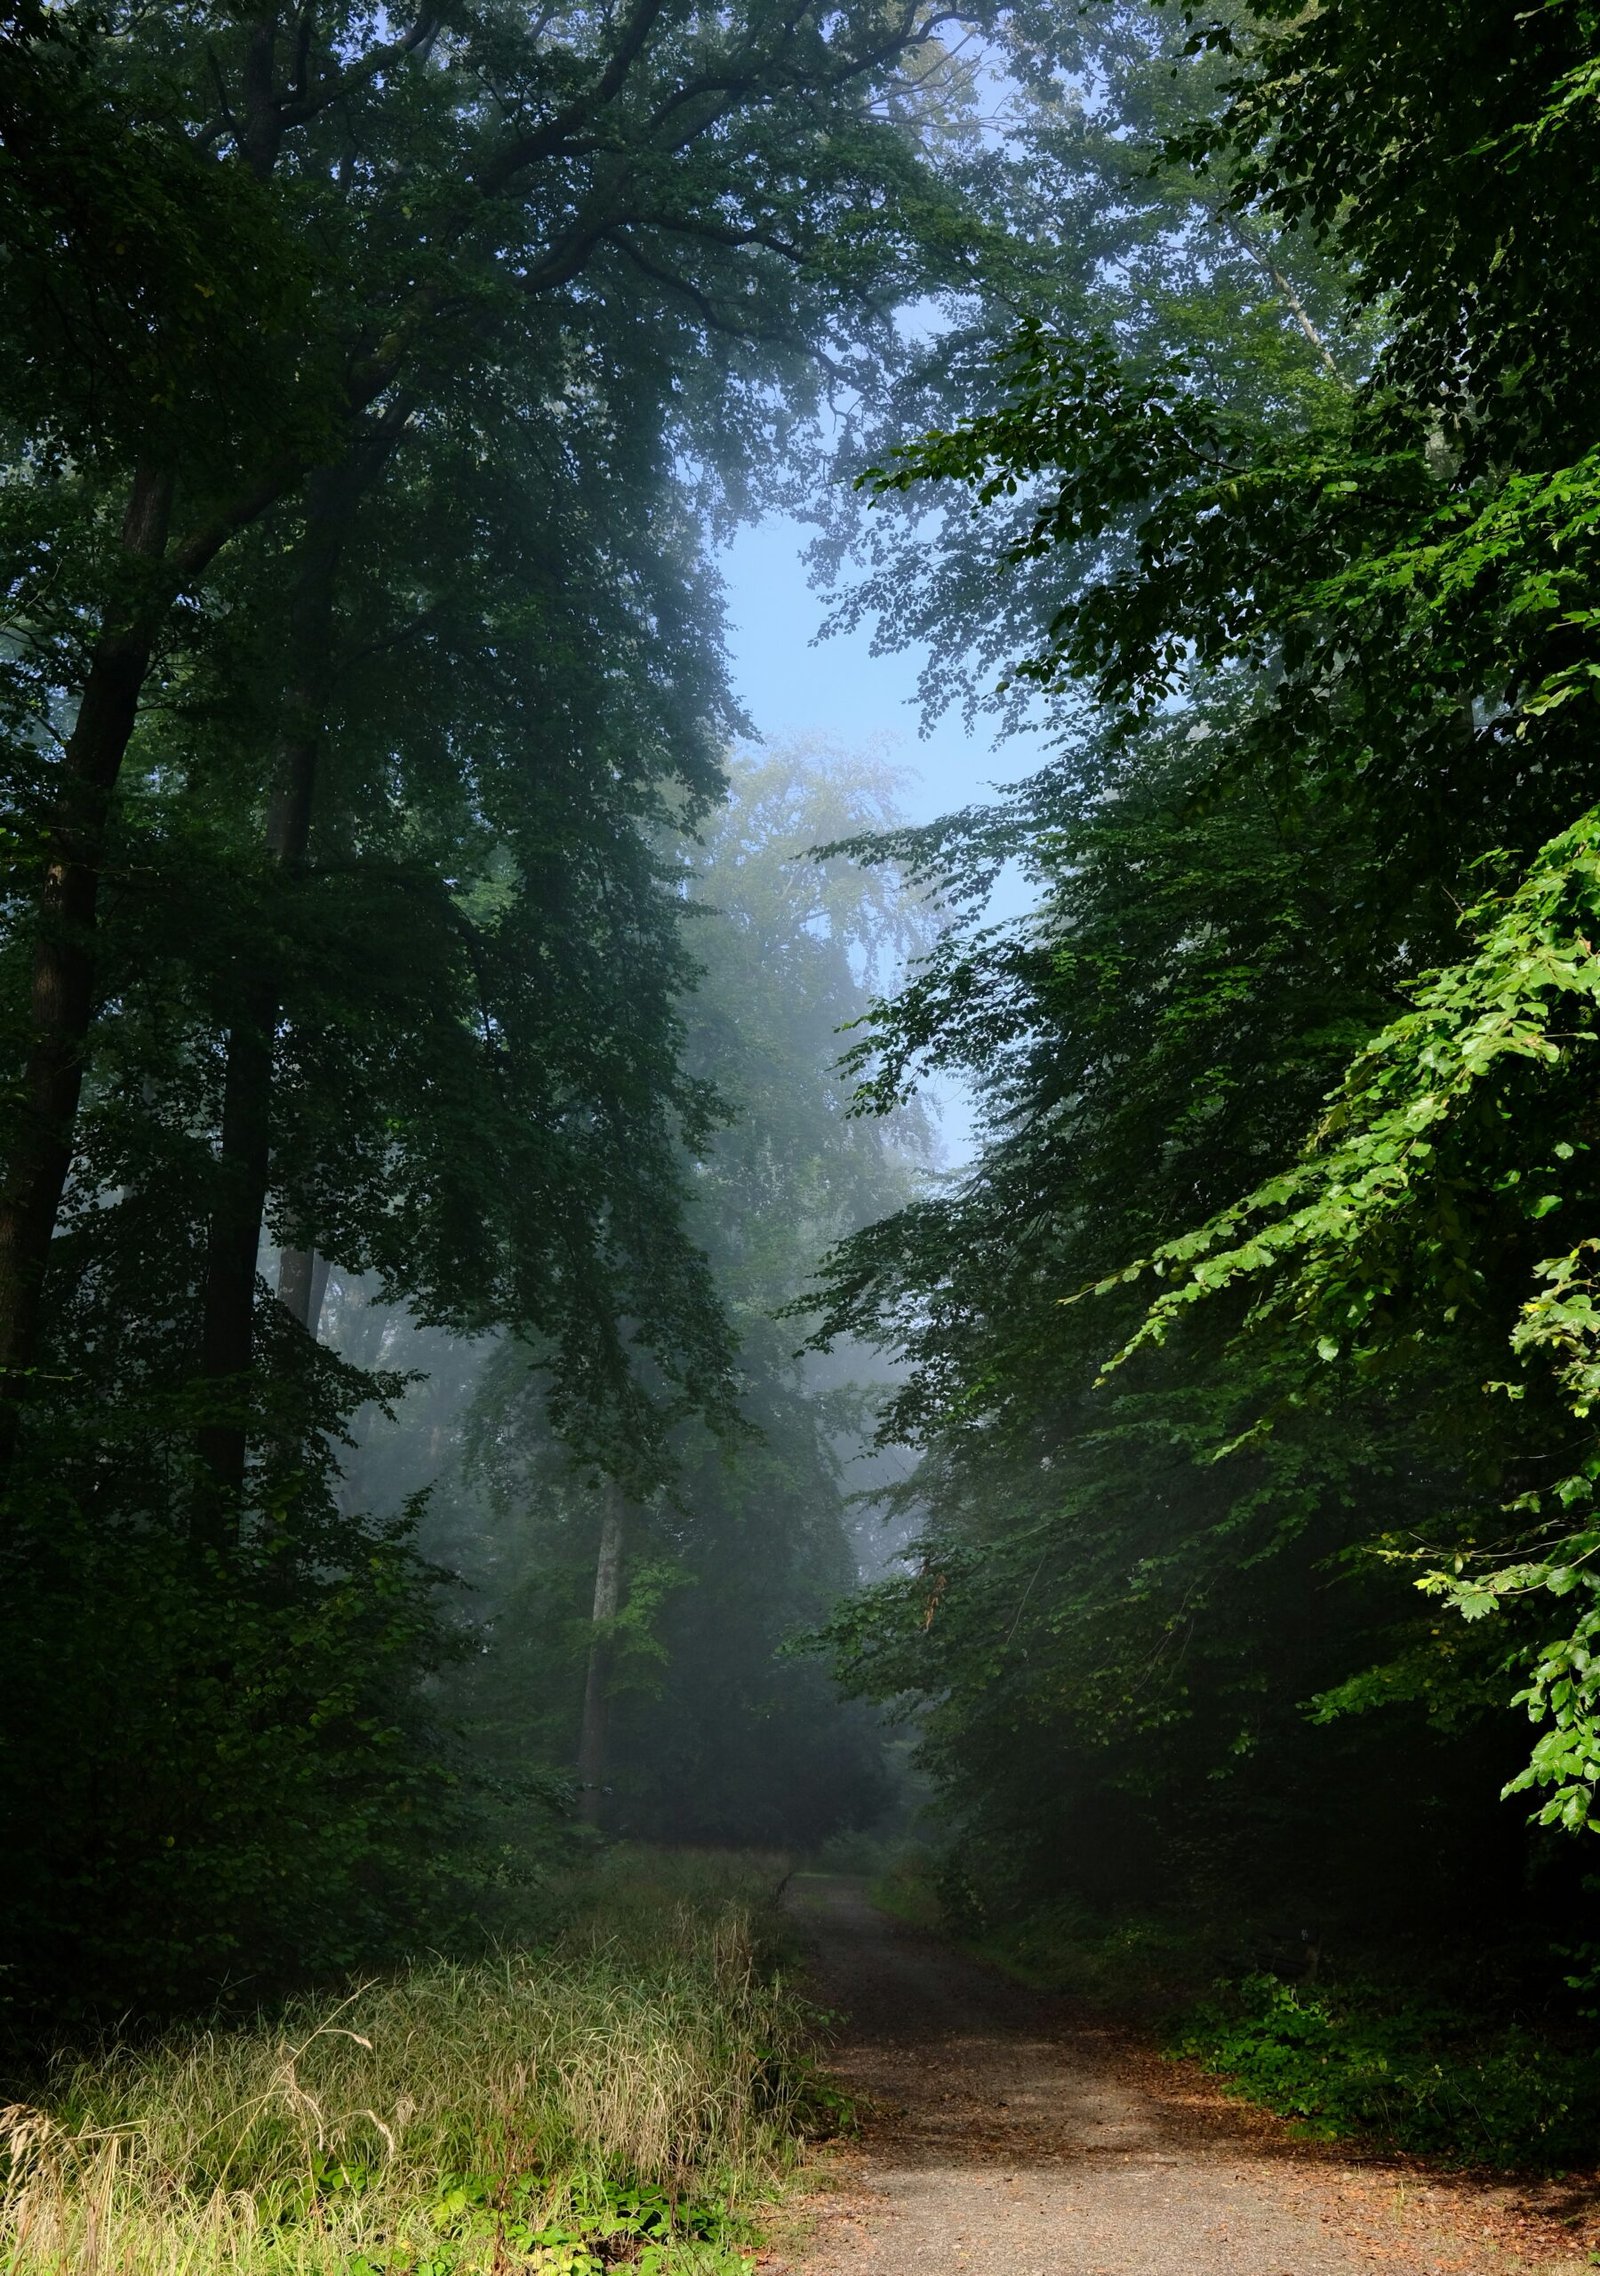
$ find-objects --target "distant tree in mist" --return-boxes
[416,743,940,1848]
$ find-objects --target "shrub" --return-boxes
[1177,1972,1600,2169]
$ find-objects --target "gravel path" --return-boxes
[775,1875,1559,2276]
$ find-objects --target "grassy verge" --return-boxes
[871,1861,1600,2172]
[0,1849,821,2275]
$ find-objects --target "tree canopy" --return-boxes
[0,0,1014,2013]
[803,0,1600,1941]
[13,0,1600,2056]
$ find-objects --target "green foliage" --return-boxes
[0,0,1037,2014]
[0,1482,478,2022]
[422,748,932,1849]
[0,6,339,474]
[1094,804,1600,1826]
[820,0,1367,729]
[346,2177,753,2276]
[801,0,1600,2022]
[904,1866,1600,2172]
[1176,1975,1600,2171]
[805,720,1496,1924]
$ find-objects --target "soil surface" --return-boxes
[771,1875,1600,2276]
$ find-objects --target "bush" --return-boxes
[1177,1972,1600,2169]
[912,1874,1600,2172]
[0,1493,472,2024]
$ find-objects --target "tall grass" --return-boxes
[0,1850,811,2274]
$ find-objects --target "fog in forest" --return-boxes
[321,741,944,1852]
[12,4,1600,2261]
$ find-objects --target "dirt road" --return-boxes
[777,1875,1579,2276]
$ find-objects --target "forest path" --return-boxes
[775,1875,1551,2276]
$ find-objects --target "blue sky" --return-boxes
[721,510,1040,1163]
[720,511,1034,825]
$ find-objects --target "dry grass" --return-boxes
[0,1850,810,2274]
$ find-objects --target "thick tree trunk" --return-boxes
[196,480,347,1502]
[196,990,274,1507]
[309,1248,331,1332]
[0,31,407,1484]
[0,466,174,1462]
[576,1492,627,1824]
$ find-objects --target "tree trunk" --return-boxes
[276,1244,328,1334]
[0,52,410,1483]
[196,988,274,1509]
[577,1491,627,1825]
[195,475,349,1503]
[0,466,174,1461]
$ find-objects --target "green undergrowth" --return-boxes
[0,1848,828,2275]
[1174,1972,1600,2171]
[872,1860,1600,2172]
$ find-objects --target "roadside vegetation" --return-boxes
[0,1853,818,2276]
[872,1857,1600,2172]
[805,0,1600,2186]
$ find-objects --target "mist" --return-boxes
[312,742,941,1853]
[9,5,1600,2267]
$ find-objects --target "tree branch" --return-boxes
[278,8,441,132]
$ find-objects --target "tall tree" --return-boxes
[0,0,996,1459]
[0,0,1037,2009]
[398,745,936,1846]
[801,0,1600,1925]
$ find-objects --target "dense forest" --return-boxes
[0,0,979,2017]
[8,0,1600,2263]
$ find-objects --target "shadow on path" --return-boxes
[778,1874,1521,2276]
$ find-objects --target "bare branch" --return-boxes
[1205,206,1348,388]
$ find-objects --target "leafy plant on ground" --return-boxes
[1176,1974,1600,2172]
[909,1870,1600,2174]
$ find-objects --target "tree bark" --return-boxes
[196,472,349,1502]
[0,9,409,1475]
[0,457,298,1484]
[276,1244,328,1334]
[195,404,419,1508]
[0,465,174,1460]
[196,987,274,1506]
[576,1490,627,1825]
